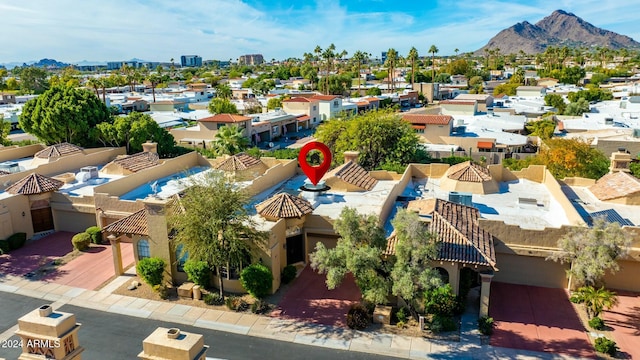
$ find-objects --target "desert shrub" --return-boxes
[71,232,91,251]
[588,316,605,330]
[281,265,297,284]
[183,260,211,287]
[0,239,9,254]
[396,321,406,329]
[7,232,27,250]
[478,316,494,335]
[225,296,238,310]
[346,304,370,330]
[203,292,224,306]
[136,257,165,286]
[396,307,408,323]
[240,264,273,299]
[424,284,460,317]
[85,226,102,244]
[430,314,457,333]
[152,284,169,300]
[251,299,271,314]
[594,337,618,356]
[236,299,249,312]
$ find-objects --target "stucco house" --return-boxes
[439,100,478,116]
[281,97,321,127]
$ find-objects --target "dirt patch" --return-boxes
[112,275,258,311]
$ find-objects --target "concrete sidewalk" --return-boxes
[0,274,585,360]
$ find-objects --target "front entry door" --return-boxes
[31,207,54,233]
[286,234,305,265]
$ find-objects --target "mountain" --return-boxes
[477,10,640,54]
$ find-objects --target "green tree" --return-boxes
[0,68,7,90]
[215,84,232,99]
[351,50,369,93]
[267,97,283,110]
[384,48,398,92]
[544,94,567,114]
[429,45,439,84]
[493,83,519,96]
[389,209,443,309]
[366,87,382,96]
[213,125,249,155]
[547,218,631,287]
[19,85,111,146]
[314,109,420,170]
[169,171,267,298]
[96,112,176,156]
[310,207,390,304]
[0,116,11,146]
[573,286,619,319]
[208,98,238,114]
[564,98,590,116]
[18,67,49,94]
[526,119,556,140]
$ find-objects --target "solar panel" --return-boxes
[589,209,635,227]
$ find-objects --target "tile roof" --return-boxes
[199,114,251,123]
[111,152,160,173]
[310,95,338,101]
[102,209,149,236]
[356,101,370,106]
[296,115,311,122]
[34,143,83,159]
[283,97,314,103]
[326,160,378,191]
[256,192,314,219]
[402,114,453,125]
[589,171,640,201]
[446,161,492,182]
[365,97,380,102]
[384,199,496,269]
[6,173,64,195]
[214,153,262,171]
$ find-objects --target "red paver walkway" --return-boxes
[602,291,640,360]
[0,232,74,277]
[272,266,361,327]
[489,282,595,358]
[44,242,134,290]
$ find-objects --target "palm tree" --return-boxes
[213,125,249,155]
[352,50,368,94]
[86,77,101,98]
[321,44,337,94]
[428,45,438,83]
[407,47,419,85]
[147,73,161,103]
[215,83,232,100]
[454,48,459,58]
[385,48,398,93]
[574,286,619,319]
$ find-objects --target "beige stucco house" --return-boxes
[282,97,321,127]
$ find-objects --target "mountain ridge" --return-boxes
[477,10,640,54]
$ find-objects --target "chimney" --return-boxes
[609,148,631,174]
[142,141,158,154]
[343,151,360,164]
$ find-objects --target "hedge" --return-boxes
[7,232,27,251]
[136,257,166,286]
[85,226,102,244]
[71,232,91,251]
[240,264,273,299]
[183,260,211,287]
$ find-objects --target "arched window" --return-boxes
[137,239,150,260]
[176,244,188,272]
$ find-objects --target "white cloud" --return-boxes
[0,0,637,63]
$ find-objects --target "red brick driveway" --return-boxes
[0,232,74,277]
[602,291,640,359]
[271,266,361,327]
[489,282,595,358]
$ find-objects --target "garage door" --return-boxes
[493,253,569,288]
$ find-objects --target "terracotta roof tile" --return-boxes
[402,114,453,125]
[310,95,338,101]
[297,115,311,122]
[111,152,160,173]
[589,172,640,201]
[446,161,492,182]
[256,192,313,219]
[102,209,148,236]
[384,199,496,268]
[6,173,64,195]
[214,153,262,171]
[327,161,378,191]
[199,114,251,123]
[34,143,83,159]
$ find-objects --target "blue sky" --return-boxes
[1,0,638,64]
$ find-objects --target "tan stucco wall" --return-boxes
[561,177,597,187]
[440,103,477,116]
[439,177,499,195]
[542,169,586,225]
[603,260,640,291]
[0,195,32,239]
[53,210,96,234]
[244,159,297,196]
[421,124,452,144]
[0,144,44,163]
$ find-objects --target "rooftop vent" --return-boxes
[605,117,614,125]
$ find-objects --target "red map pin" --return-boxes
[298,141,332,186]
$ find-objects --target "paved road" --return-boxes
[0,292,400,360]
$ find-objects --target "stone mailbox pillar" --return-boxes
[138,327,209,360]
[15,304,84,359]
[479,271,494,318]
